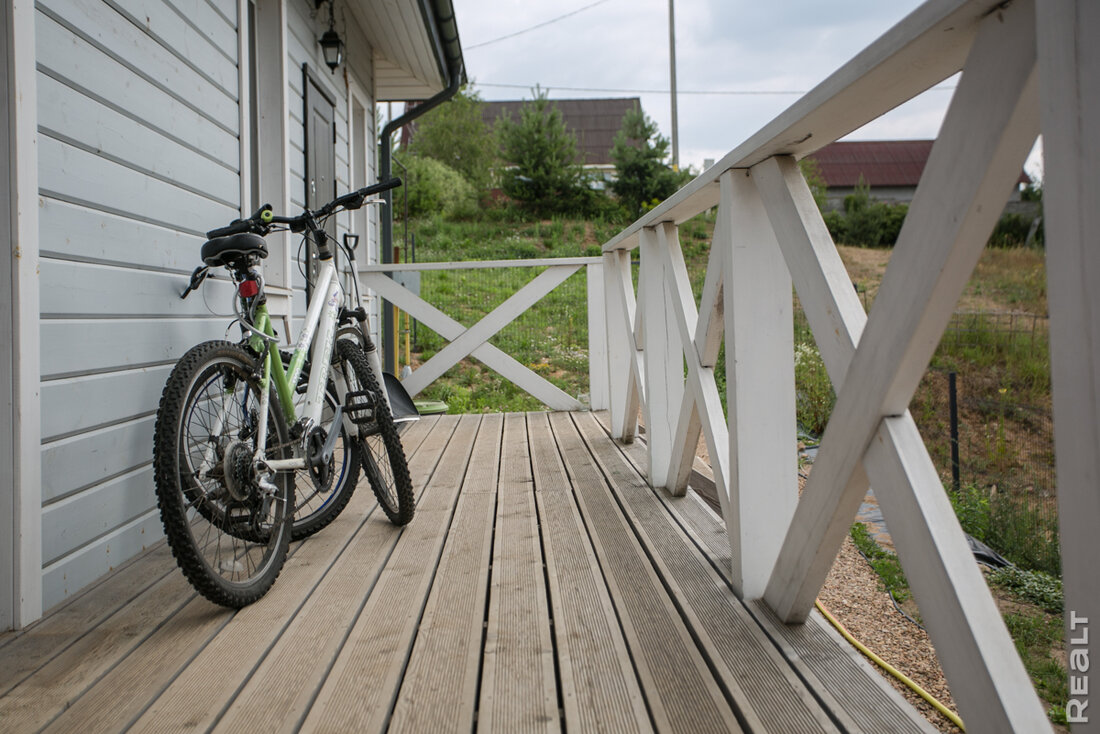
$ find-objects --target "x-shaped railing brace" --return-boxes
[363,267,584,411]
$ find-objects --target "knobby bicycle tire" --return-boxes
[334,339,415,525]
[282,350,362,540]
[153,341,293,608]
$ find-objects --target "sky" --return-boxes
[448,0,1042,178]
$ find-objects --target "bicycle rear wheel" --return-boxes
[153,341,293,608]
[334,339,415,525]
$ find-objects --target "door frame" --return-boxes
[346,78,380,347]
[3,0,42,629]
[303,64,337,304]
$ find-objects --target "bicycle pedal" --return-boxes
[343,389,376,425]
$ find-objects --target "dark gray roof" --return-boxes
[483,97,641,166]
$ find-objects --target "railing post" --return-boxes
[720,170,797,599]
[640,226,684,488]
[586,262,609,411]
[603,250,639,441]
[1037,6,1100,731]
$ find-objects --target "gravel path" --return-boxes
[820,533,961,733]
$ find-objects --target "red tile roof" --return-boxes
[807,140,1030,188]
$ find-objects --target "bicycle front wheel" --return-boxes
[334,339,415,525]
[153,341,293,607]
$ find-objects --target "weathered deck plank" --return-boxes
[0,411,937,734]
[548,411,742,733]
[42,596,231,733]
[476,413,558,733]
[0,542,177,696]
[389,413,503,733]
[527,412,651,733]
[571,411,839,733]
[299,414,482,731]
[0,570,197,731]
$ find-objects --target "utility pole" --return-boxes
[668,0,679,169]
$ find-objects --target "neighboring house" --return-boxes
[807,140,1031,210]
[481,97,641,180]
[1,0,463,629]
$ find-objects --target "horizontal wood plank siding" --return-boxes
[286,0,352,317]
[36,0,240,610]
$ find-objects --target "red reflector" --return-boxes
[238,280,259,298]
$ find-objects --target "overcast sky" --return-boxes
[448,0,1041,177]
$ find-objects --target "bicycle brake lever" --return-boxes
[180,265,210,299]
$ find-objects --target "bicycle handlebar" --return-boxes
[204,178,402,240]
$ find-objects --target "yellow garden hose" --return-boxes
[815,599,966,732]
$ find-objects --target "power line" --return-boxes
[474,81,958,97]
[465,0,613,50]
[477,83,805,96]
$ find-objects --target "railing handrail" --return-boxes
[362,256,602,272]
[602,0,1002,254]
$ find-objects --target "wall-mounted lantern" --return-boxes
[316,0,344,73]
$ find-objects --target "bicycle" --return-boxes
[152,178,415,608]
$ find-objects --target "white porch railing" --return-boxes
[600,1,1096,732]
[362,257,607,412]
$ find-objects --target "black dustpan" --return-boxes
[383,372,420,432]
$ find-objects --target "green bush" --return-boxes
[949,483,991,541]
[794,342,835,436]
[824,178,908,247]
[405,86,496,194]
[949,482,1061,576]
[988,212,1043,248]
[401,155,477,219]
[986,492,1061,576]
[989,566,1064,614]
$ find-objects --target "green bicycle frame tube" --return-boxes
[251,306,297,425]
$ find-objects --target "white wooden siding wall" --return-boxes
[285,0,356,326]
[285,0,381,347]
[36,0,241,610]
[344,12,380,348]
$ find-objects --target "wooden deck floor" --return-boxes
[0,412,935,733]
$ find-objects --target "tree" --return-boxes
[610,107,680,216]
[407,86,496,193]
[496,88,588,215]
[799,157,829,212]
[401,155,476,219]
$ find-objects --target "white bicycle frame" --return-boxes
[255,256,344,473]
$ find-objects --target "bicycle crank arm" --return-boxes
[320,406,344,464]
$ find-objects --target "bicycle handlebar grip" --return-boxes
[359,177,402,197]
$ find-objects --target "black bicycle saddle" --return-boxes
[201,232,269,267]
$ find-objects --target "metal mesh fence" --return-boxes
[793,301,1059,574]
[911,309,1058,575]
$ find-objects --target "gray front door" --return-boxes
[304,66,336,302]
